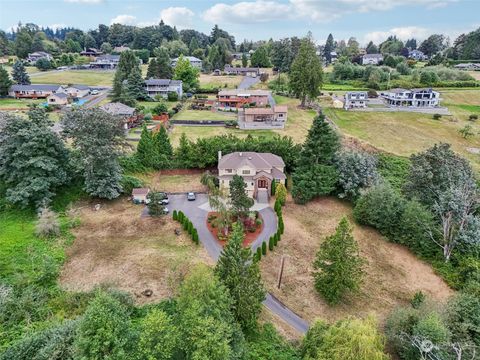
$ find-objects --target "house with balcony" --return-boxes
[27,51,53,64]
[89,55,120,69]
[9,84,60,99]
[344,91,368,109]
[218,151,286,201]
[217,89,271,109]
[380,88,440,107]
[361,53,384,65]
[171,56,202,69]
[144,78,183,99]
[240,106,288,129]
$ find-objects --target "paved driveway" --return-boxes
[160,193,309,333]
[238,76,260,89]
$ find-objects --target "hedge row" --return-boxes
[255,198,284,261]
[173,210,199,244]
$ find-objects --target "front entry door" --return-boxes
[258,179,268,188]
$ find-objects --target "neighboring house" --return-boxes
[80,48,103,57]
[47,93,69,106]
[223,65,260,77]
[361,53,384,65]
[344,91,368,109]
[100,102,143,129]
[454,63,480,71]
[240,106,288,129]
[218,151,286,201]
[144,78,183,99]
[408,49,428,61]
[332,96,344,109]
[57,84,91,98]
[9,84,60,99]
[330,51,338,63]
[113,45,131,53]
[132,188,150,203]
[171,56,202,69]
[217,89,271,108]
[89,55,120,69]
[380,88,441,107]
[27,51,52,64]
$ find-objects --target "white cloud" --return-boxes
[160,7,195,29]
[202,0,457,24]
[64,0,103,3]
[48,23,67,30]
[110,14,137,26]
[203,1,291,23]
[363,26,430,44]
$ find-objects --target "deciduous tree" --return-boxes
[173,54,199,92]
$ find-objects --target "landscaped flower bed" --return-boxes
[206,211,264,247]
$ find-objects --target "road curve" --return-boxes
[165,194,309,334]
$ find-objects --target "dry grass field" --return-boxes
[260,197,453,326]
[135,172,208,193]
[30,70,115,86]
[324,89,480,170]
[60,198,212,304]
[199,73,243,89]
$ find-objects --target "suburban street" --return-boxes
[156,193,310,334]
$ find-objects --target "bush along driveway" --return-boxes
[165,193,309,333]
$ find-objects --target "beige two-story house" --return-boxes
[218,151,286,201]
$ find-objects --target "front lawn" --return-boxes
[0,98,43,109]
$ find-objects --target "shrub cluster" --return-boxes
[173,210,199,244]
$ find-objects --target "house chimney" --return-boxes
[218,150,222,162]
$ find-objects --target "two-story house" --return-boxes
[344,91,368,109]
[171,56,202,69]
[361,53,384,65]
[144,78,183,99]
[381,88,440,107]
[217,89,271,109]
[89,55,120,69]
[218,151,286,201]
[27,51,53,64]
[408,49,428,61]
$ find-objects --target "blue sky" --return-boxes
[1,0,479,45]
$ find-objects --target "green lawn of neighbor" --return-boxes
[30,70,115,86]
[172,109,237,121]
[0,98,43,109]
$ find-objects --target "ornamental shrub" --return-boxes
[262,242,267,256]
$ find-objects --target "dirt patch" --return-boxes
[136,172,208,193]
[260,197,453,327]
[60,198,213,304]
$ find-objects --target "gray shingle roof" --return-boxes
[50,93,68,99]
[100,102,135,116]
[218,152,285,170]
[69,84,90,90]
[10,84,60,92]
[144,78,182,86]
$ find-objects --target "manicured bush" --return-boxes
[172,210,178,221]
[269,237,274,251]
[192,229,199,244]
[274,199,281,215]
[278,216,284,235]
[262,242,267,256]
[256,247,262,261]
[275,182,287,206]
[272,235,278,246]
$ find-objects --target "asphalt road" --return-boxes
[161,193,309,334]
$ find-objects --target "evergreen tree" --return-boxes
[215,223,266,333]
[323,33,335,63]
[147,191,166,216]
[290,37,323,107]
[112,50,140,101]
[262,241,267,255]
[229,174,254,217]
[313,217,365,304]
[242,53,248,67]
[175,132,193,168]
[268,236,274,251]
[365,41,379,54]
[153,125,173,169]
[146,58,159,79]
[250,46,271,67]
[136,125,156,168]
[189,37,199,54]
[0,66,12,96]
[126,66,148,101]
[12,60,30,85]
[155,47,173,79]
[292,114,340,203]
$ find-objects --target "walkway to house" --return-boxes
[156,193,309,334]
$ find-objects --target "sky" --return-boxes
[0,0,479,45]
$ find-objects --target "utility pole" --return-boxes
[277,256,286,289]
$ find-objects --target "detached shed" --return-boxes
[132,188,150,204]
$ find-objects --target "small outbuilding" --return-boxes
[132,188,150,204]
[47,92,69,106]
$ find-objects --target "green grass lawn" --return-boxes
[172,109,237,121]
[30,70,115,86]
[0,98,43,109]
[322,83,369,91]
